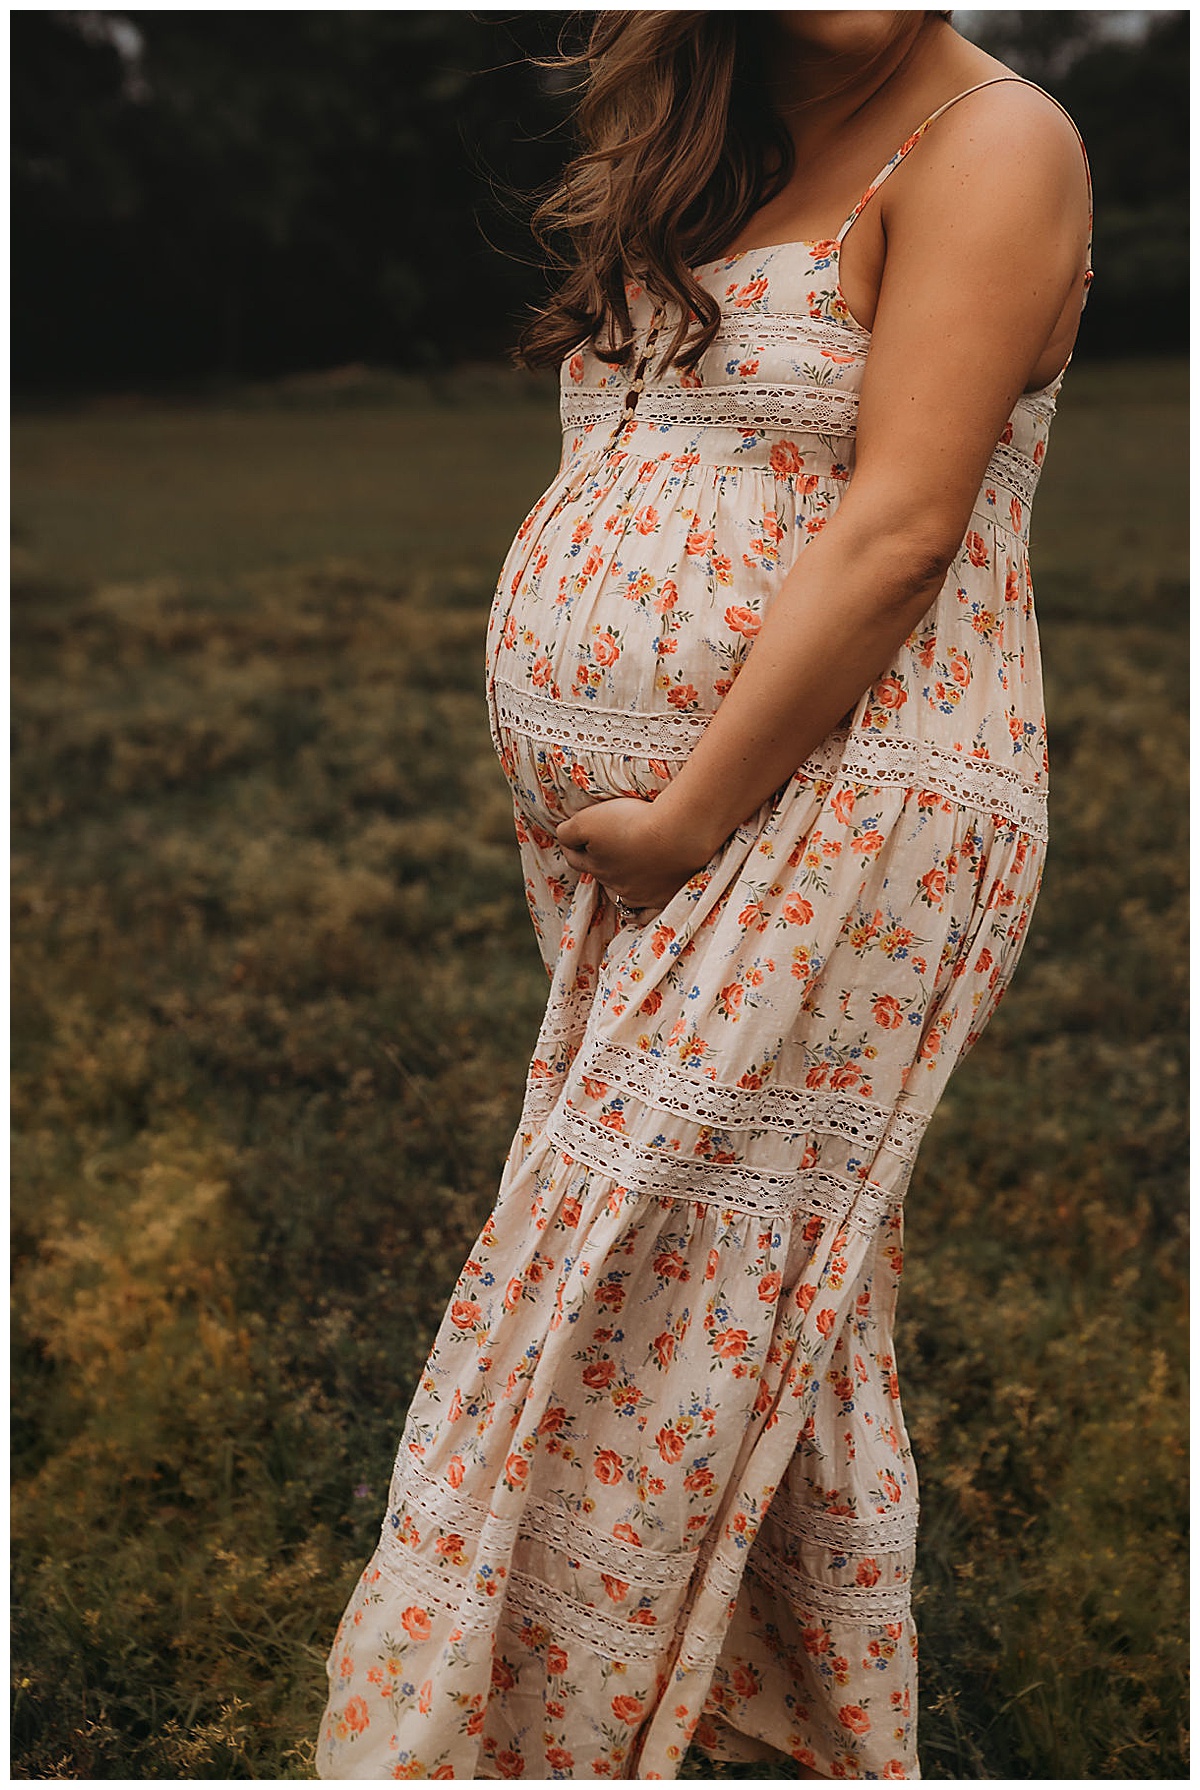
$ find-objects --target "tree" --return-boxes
[10,10,1185,390]
[953,9,1188,354]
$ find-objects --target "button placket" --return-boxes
[560,302,668,506]
[602,301,669,453]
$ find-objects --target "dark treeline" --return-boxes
[11,10,1188,394]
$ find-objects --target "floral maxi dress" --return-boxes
[317,77,1093,1780]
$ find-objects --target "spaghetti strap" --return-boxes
[835,73,1094,292]
[319,46,1080,1784]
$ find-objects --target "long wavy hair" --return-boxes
[516,10,953,375]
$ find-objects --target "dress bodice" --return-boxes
[560,242,1060,536]
[557,73,1093,536]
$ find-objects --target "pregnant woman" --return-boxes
[317,10,1092,1779]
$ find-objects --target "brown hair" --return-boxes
[515,10,953,375]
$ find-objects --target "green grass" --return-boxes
[10,366,564,586]
[11,358,1187,1779]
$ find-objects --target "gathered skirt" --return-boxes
[315,426,1047,1779]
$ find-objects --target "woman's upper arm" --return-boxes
[847,84,1091,561]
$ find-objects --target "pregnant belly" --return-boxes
[485,454,810,831]
[487,458,800,707]
[492,696,691,835]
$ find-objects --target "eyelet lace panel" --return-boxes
[377,1531,678,1662]
[532,981,598,1048]
[838,730,1048,839]
[523,1069,568,1130]
[559,383,1042,508]
[678,1629,729,1673]
[747,1545,913,1623]
[390,1446,918,1579]
[521,981,601,1125]
[390,1448,698,1590]
[676,1542,913,1671]
[881,1103,932,1162]
[711,313,871,353]
[392,1440,493,1522]
[495,678,710,761]
[376,1530,492,1623]
[572,1036,933,1167]
[378,1453,703,1663]
[562,383,862,438]
[501,1568,671,1661]
[545,1100,898,1234]
[494,679,1048,838]
[986,440,1042,507]
[377,1423,912,1670]
[765,1499,919,1555]
[517,1503,695,1593]
[1020,390,1057,430]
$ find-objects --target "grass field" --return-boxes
[11,359,1187,1780]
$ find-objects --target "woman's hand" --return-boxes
[557,797,719,919]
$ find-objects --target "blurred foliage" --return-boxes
[10,360,1187,1776]
[962,9,1188,357]
[12,10,573,389]
[10,9,1188,392]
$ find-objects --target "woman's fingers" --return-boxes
[555,799,687,910]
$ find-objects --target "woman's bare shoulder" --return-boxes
[885,68,1089,230]
[926,63,1085,159]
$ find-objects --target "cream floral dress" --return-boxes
[317,77,1092,1780]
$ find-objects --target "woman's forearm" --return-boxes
[653,492,960,858]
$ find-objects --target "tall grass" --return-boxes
[11,361,1187,1779]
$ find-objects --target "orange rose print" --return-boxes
[321,138,1072,1779]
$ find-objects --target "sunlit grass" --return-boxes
[11,360,1186,1779]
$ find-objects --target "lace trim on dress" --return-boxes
[494,678,710,761]
[376,1530,678,1661]
[533,981,598,1047]
[987,440,1043,507]
[710,313,871,352]
[377,1453,695,1662]
[523,1069,568,1130]
[681,1536,750,1652]
[376,1530,475,1619]
[376,1450,914,1666]
[517,1503,696,1592]
[494,680,1049,838]
[390,1448,698,1590]
[390,1448,919,1578]
[573,1036,933,1166]
[881,1103,933,1162]
[502,1567,673,1661]
[545,1100,898,1234]
[520,982,600,1124]
[559,384,1042,508]
[747,1546,913,1623]
[765,1499,919,1555]
[839,730,1048,840]
[562,383,862,439]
